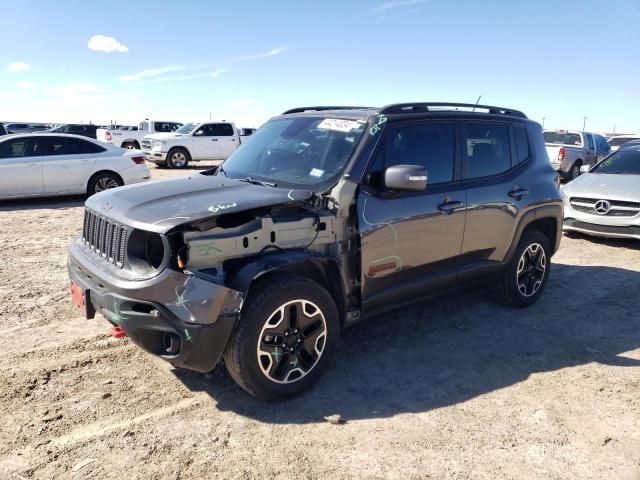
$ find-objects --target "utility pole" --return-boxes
[582,117,587,131]
[542,117,546,128]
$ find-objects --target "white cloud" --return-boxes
[0,92,11,99]
[229,98,257,108]
[211,68,228,78]
[88,34,129,53]
[7,61,32,72]
[13,80,37,89]
[120,65,184,82]
[51,82,107,96]
[225,47,290,64]
[371,0,428,13]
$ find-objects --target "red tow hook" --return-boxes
[111,326,127,338]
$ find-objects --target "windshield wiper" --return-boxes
[237,177,278,188]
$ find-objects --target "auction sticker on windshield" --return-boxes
[317,118,361,132]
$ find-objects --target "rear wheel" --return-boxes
[566,161,582,181]
[223,275,340,401]
[493,229,551,308]
[87,172,123,196]
[167,148,190,169]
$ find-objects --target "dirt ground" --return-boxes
[1,163,639,480]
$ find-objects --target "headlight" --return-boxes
[153,141,166,148]
[127,230,167,275]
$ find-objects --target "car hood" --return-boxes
[85,174,315,234]
[563,173,640,200]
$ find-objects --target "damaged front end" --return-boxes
[69,174,360,373]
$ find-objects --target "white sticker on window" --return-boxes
[317,118,360,132]
[309,168,324,178]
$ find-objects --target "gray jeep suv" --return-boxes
[67,103,563,400]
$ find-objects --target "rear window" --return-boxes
[543,132,582,146]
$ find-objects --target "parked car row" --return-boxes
[543,129,611,180]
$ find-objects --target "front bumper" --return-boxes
[142,149,167,164]
[563,202,640,240]
[67,240,244,372]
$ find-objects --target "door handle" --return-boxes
[231,138,236,142]
[437,200,464,214]
[508,188,530,200]
[211,139,218,142]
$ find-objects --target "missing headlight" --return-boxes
[127,230,166,274]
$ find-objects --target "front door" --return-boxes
[358,120,466,316]
[191,123,221,160]
[0,137,43,197]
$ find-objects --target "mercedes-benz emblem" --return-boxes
[101,202,113,212]
[594,200,611,215]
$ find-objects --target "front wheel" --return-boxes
[223,275,340,401]
[167,148,190,169]
[493,229,551,308]
[87,172,123,196]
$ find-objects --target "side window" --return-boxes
[169,123,181,132]
[79,139,106,154]
[585,134,594,150]
[513,125,531,164]
[194,124,215,136]
[463,122,511,178]
[46,137,85,156]
[154,123,174,133]
[214,123,235,136]
[0,139,37,158]
[69,125,86,134]
[370,122,455,187]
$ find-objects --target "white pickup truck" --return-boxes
[141,121,241,168]
[97,120,183,150]
[543,130,603,181]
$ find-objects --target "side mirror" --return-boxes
[580,165,590,173]
[194,130,204,136]
[384,164,428,191]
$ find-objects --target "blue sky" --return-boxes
[1,0,639,132]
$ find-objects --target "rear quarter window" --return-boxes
[513,125,531,164]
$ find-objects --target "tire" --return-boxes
[167,148,190,169]
[566,161,582,182]
[493,229,551,308]
[223,275,340,401]
[122,141,139,150]
[87,172,123,196]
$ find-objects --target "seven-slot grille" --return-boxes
[570,197,640,217]
[82,209,127,267]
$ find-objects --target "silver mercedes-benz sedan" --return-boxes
[561,145,640,240]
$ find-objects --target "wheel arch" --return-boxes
[505,205,563,262]
[227,252,347,324]
[86,170,124,194]
[167,145,191,158]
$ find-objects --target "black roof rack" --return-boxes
[379,102,527,118]
[282,106,373,115]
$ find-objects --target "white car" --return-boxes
[561,145,640,240]
[608,134,640,152]
[96,120,183,150]
[141,121,241,168]
[0,133,150,199]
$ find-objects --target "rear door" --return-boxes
[190,124,220,159]
[41,136,100,193]
[0,137,44,197]
[358,120,466,315]
[459,121,529,274]
[212,123,238,158]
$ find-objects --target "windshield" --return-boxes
[218,117,367,190]
[591,147,640,175]
[543,131,582,146]
[175,122,198,134]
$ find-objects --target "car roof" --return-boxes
[277,103,529,122]
[0,132,108,143]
